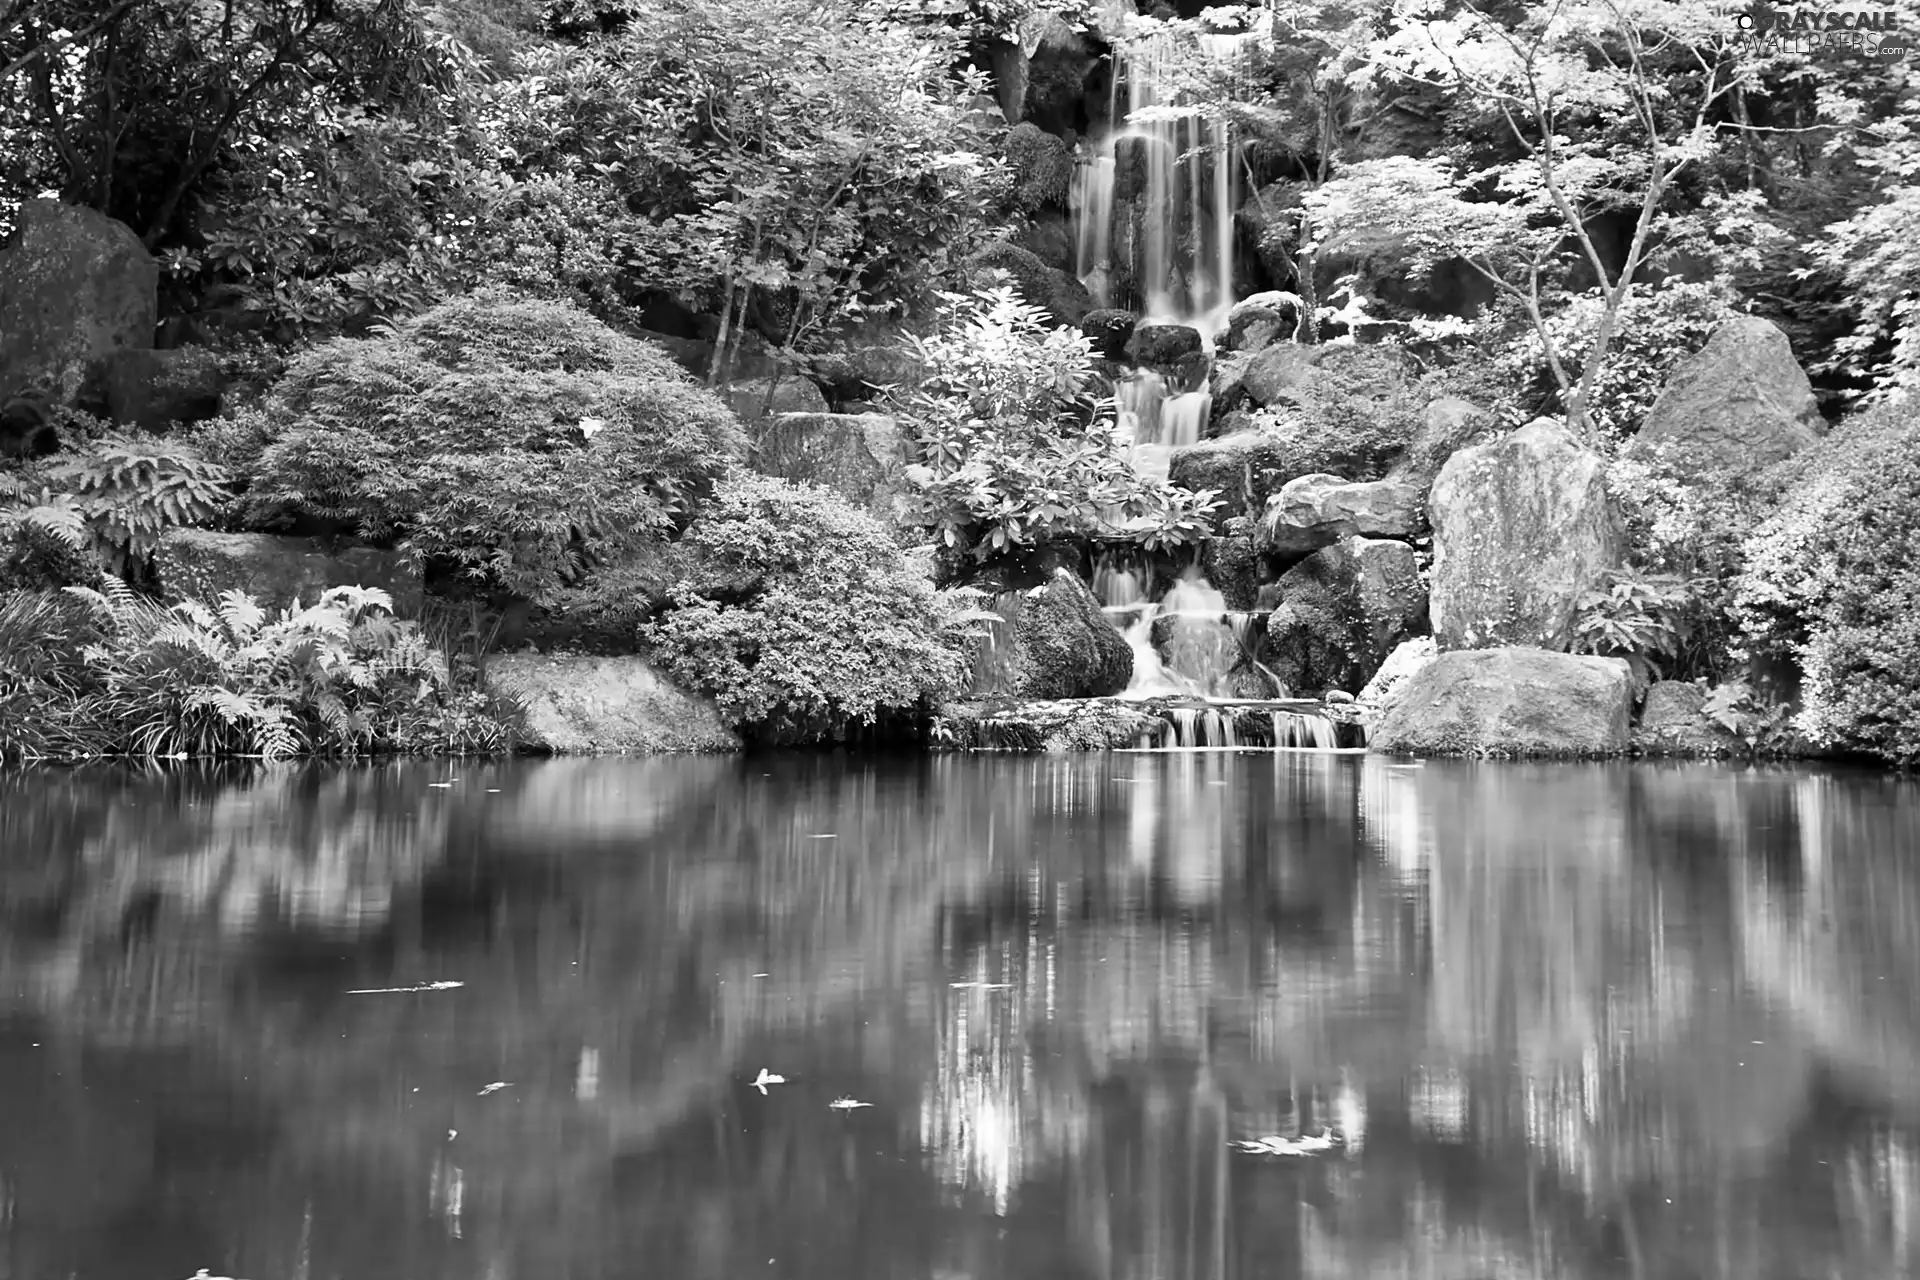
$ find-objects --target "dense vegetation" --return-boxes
[2,0,1920,760]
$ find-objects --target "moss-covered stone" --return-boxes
[487,653,739,753]
[965,240,1092,325]
[1369,646,1634,758]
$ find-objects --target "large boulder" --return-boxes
[486,654,739,753]
[1168,432,1312,523]
[1369,647,1634,758]
[1631,315,1825,470]
[0,200,157,410]
[101,347,227,432]
[1221,293,1299,353]
[968,568,1132,699]
[1427,419,1622,649]
[1125,323,1207,391]
[1264,536,1428,694]
[154,529,423,615]
[1241,342,1326,407]
[1633,680,1742,757]
[965,239,1093,325]
[1400,396,1493,486]
[751,413,911,528]
[1262,473,1425,552]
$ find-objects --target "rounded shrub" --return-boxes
[1735,405,1920,763]
[197,287,748,602]
[640,471,971,743]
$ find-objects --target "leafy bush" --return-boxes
[1605,442,1775,682]
[0,581,515,762]
[49,439,234,579]
[640,472,971,742]
[1569,568,1694,693]
[899,288,1223,563]
[1734,406,1920,763]
[196,289,747,602]
[1241,357,1432,485]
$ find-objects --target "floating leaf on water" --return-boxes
[752,1069,787,1095]
[1231,1130,1340,1157]
[579,417,606,439]
[829,1097,873,1110]
[949,982,1014,990]
[345,981,465,994]
[477,1082,512,1095]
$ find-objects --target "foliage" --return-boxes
[0,0,468,250]
[1814,182,1920,406]
[1005,122,1073,212]
[491,0,1007,377]
[1321,0,1743,433]
[899,288,1222,562]
[1700,680,1794,754]
[1606,440,1772,682]
[1244,350,1432,484]
[195,289,746,603]
[640,472,969,742]
[1570,567,1693,692]
[1734,406,1920,763]
[48,438,233,578]
[0,579,514,761]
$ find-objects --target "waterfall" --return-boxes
[1071,153,1116,308]
[966,589,1029,696]
[1075,16,1267,331]
[1115,567,1245,700]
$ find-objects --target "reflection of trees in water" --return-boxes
[3,759,1920,1279]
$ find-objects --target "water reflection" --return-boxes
[0,756,1917,1278]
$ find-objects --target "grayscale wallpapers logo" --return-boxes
[1735,2,1913,56]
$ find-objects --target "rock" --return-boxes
[154,529,424,615]
[1222,292,1299,353]
[1633,680,1742,757]
[1241,342,1326,407]
[1007,122,1074,212]
[101,347,227,432]
[932,697,1160,751]
[965,239,1093,325]
[752,413,910,528]
[1427,418,1623,650]
[1168,432,1310,523]
[1111,134,1159,204]
[1262,472,1425,552]
[1357,636,1437,718]
[1080,309,1137,361]
[724,375,829,422]
[486,654,739,753]
[968,568,1131,699]
[0,200,157,411]
[1264,536,1428,694]
[1015,210,1075,270]
[1198,534,1261,610]
[1632,315,1825,470]
[1369,646,1635,758]
[1400,396,1493,485]
[1125,323,1207,391]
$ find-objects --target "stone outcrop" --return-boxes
[1221,292,1299,353]
[1357,636,1437,720]
[1241,342,1326,407]
[154,529,424,615]
[1427,418,1622,650]
[1632,315,1825,470]
[1079,309,1137,361]
[486,654,739,753]
[1263,473,1425,550]
[1369,647,1635,758]
[1168,432,1311,523]
[0,200,157,411]
[965,239,1092,325]
[751,412,910,527]
[1264,536,1428,694]
[968,568,1132,700]
[1633,680,1742,757]
[102,347,227,432]
[1126,323,1207,391]
[725,375,829,422]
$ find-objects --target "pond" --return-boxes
[0,753,1917,1279]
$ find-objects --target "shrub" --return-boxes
[1006,122,1073,212]
[1241,361,1431,485]
[0,580,515,762]
[900,287,1222,563]
[49,438,234,580]
[1734,406,1920,762]
[1605,442,1776,682]
[1569,568,1693,694]
[640,472,971,742]
[195,289,747,602]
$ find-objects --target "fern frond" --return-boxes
[215,590,267,639]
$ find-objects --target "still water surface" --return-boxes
[1,754,1917,1280]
